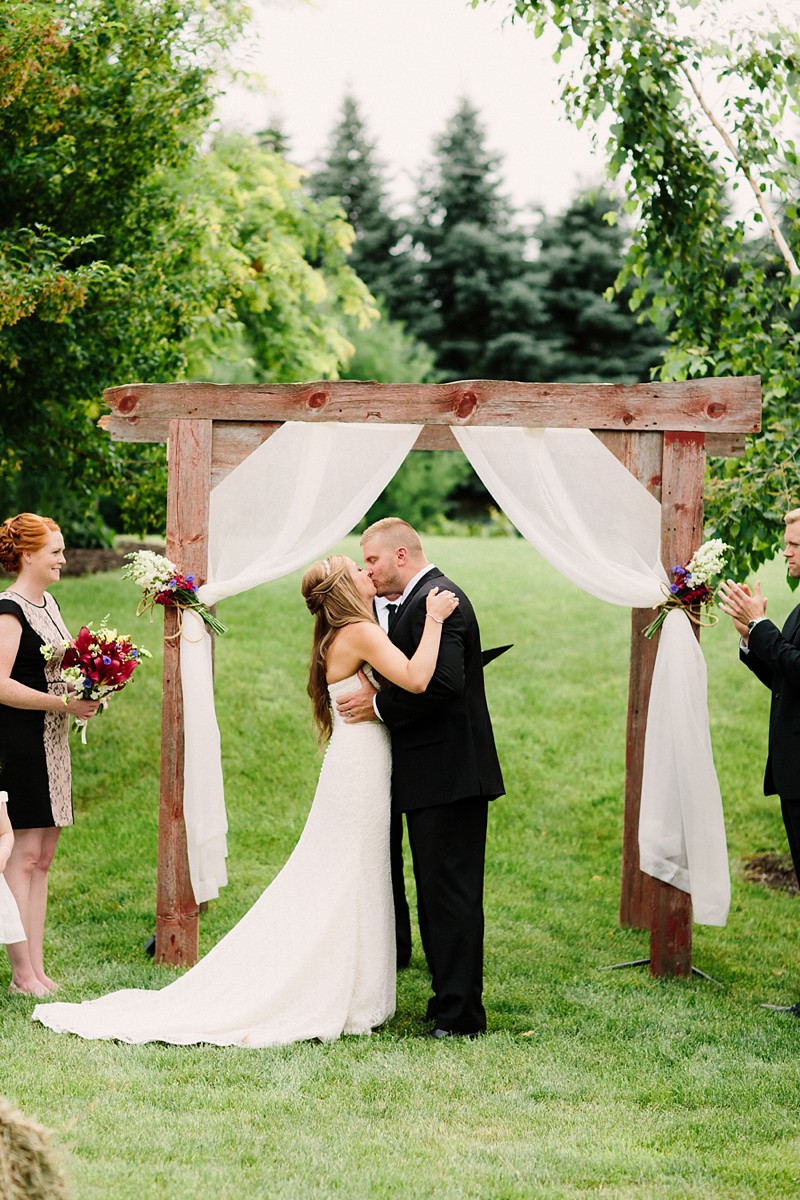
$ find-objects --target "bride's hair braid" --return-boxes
[301,555,375,745]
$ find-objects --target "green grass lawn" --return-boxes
[2,536,799,1199]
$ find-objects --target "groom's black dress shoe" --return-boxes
[422,1026,484,1040]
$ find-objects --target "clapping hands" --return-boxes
[718,579,767,638]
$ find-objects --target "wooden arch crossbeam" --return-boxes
[102,376,761,973]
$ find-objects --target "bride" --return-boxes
[33,555,457,1047]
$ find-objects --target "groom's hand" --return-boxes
[336,668,378,724]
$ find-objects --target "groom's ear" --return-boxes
[396,546,409,568]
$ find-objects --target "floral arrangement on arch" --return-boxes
[643,539,730,639]
[122,550,227,637]
[41,619,150,742]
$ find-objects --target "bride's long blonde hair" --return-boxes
[301,555,375,745]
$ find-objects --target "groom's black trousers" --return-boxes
[780,796,800,884]
[405,795,488,1035]
[390,812,412,968]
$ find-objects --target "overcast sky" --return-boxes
[216,0,800,216]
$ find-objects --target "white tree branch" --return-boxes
[679,61,799,277]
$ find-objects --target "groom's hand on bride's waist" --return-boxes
[337,669,378,723]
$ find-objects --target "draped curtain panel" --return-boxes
[454,427,729,926]
[181,422,420,902]
[177,421,729,927]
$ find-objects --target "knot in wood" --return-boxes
[453,390,477,420]
[307,391,329,410]
[621,412,634,426]
[117,392,138,415]
[706,402,725,419]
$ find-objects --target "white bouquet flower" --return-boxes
[644,538,731,639]
[122,551,227,636]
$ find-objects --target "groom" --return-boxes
[337,518,504,1037]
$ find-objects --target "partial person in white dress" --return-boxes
[0,792,27,961]
[32,556,458,1047]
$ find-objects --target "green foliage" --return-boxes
[307,93,401,302]
[361,452,475,531]
[0,3,378,543]
[3,542,800,1197]
[390,99,544,381]
[489,0,800,577]
[343,310,439,387]
[0,0,245,543]
[520,190,667,383]
[183,132,379,385]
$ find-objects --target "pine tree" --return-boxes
[392,98,542,380]
[308,93,399,300]
[515,192,667,384]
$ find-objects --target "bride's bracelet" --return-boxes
[426,613,443,624]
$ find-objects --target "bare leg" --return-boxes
[4,827,60,994]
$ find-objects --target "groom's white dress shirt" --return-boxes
[372,564,438,717]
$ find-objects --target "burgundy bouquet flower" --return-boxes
[41,619,151,742]
[644,539,730,639]
[122,550,227,636]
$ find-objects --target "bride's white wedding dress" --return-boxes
[33,673,395,1047]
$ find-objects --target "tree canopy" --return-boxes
[0,1,377,542]
[307,93,401,303]
[483,0,800,575]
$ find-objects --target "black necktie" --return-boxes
[385,603,399,632]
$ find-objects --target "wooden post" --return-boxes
[649,431,705,976]
[156,418,212,966]
[616,432,663,929]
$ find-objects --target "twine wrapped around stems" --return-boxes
[643,586,721,639]
[135,592,226,639]
[124,551,227,638]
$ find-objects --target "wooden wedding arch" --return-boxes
[101,376,761,975]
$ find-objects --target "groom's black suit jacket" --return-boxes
[742,603,800,798]
[375,567,504,812]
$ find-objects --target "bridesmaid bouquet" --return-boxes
[41,619,151,742]
[644,539,730,639]
[122,549,227,636]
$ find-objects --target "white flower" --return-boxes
[686,539,730,586]
[122,550,176,596]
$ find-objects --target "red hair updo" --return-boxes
[0,513,61,576]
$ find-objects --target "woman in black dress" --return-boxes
[0,514,99,996]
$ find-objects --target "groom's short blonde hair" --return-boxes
[785,508,800,525]
[360,517,423,556]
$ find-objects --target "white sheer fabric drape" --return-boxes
[454,426,730,926]
[179,421,420,903]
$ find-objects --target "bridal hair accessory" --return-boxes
[323,559,331,575]
[643,538,730,639]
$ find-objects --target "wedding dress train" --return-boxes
[33,674,395,1047]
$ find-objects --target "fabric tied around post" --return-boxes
[453,426,730,926]
[179,421,421,904]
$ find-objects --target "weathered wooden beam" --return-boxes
[156,418,211,967]
[598,432,663,932]
[105,377,761,432]
[706,431,746,458]
[649,430,706,977]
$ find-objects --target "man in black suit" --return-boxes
[719,508,800,1008]
[337,518,504,1037]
